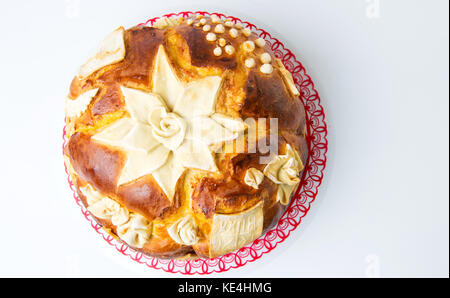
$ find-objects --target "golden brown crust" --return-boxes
[91,83,123,116]
[117,176,176,221]
[65,16,309,259]
[100,26,165,87]
[68,132,125,193]
[175,24,238,70]
[242,69,305,132]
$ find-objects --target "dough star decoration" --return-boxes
[92,45,246,201]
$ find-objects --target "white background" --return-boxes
[0,0,448,277]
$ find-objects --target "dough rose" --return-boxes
[167,215,199,246]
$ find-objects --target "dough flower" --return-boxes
[93,45,245,201]
[244,168,264,189]
[117,214,152,248]
[263,145,304,205]
[167,215,199,245]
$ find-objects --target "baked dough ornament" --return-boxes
[93,45,245,200]
[244,168,264,189]
[264,144,304,205]
[64,16,308,259]
[65,88,99,118]
[210,201,264,257]
[167,215,199,245]
[78,27,126,79]
[116,213,152,248]
[80,183,151,248]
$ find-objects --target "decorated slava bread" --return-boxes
[64,15,308,259]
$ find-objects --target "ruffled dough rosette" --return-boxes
[263,144,304,205]
[167,215,199,246]
[80,184,151,248]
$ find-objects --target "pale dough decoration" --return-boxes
[241,28,252,37]
[78,27,125,79]
[211,15,221,24]
[92,45,246,201]
[152,17,177,29]
[244,168,264,189]
[65,88,98,118]
[210,202,263,258]
[210,113,246,132]
[214,24,225,34]
[206,32,217,41]
[275,59,300,97]
[213,47,222,56]
[260,63,273,74]
[111,207,130,226]
[264,155,299,185]
[117,214,152,248]
[80,184,123,221]
[87,197,121,221]
[229,28,239,38]
[224,21,234,28]
[260,53,272,64]
[80,184,130,224]
[263,144,304,205]
[225,45,235,55]
[276,184,297,206]
[148,106,186,151]
[218,38,227,47]
[167,215,199,245]
[245,58,256,68]
[80,184,152,248]
[255,37,266,48]
[243,40,255,52]
[79,184,104,205]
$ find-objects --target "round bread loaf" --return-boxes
[64,15,308,259]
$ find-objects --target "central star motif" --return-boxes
[93,46,245,200]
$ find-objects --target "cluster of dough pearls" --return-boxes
[186,14,274,74]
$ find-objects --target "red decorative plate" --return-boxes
[63,11,328,275]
